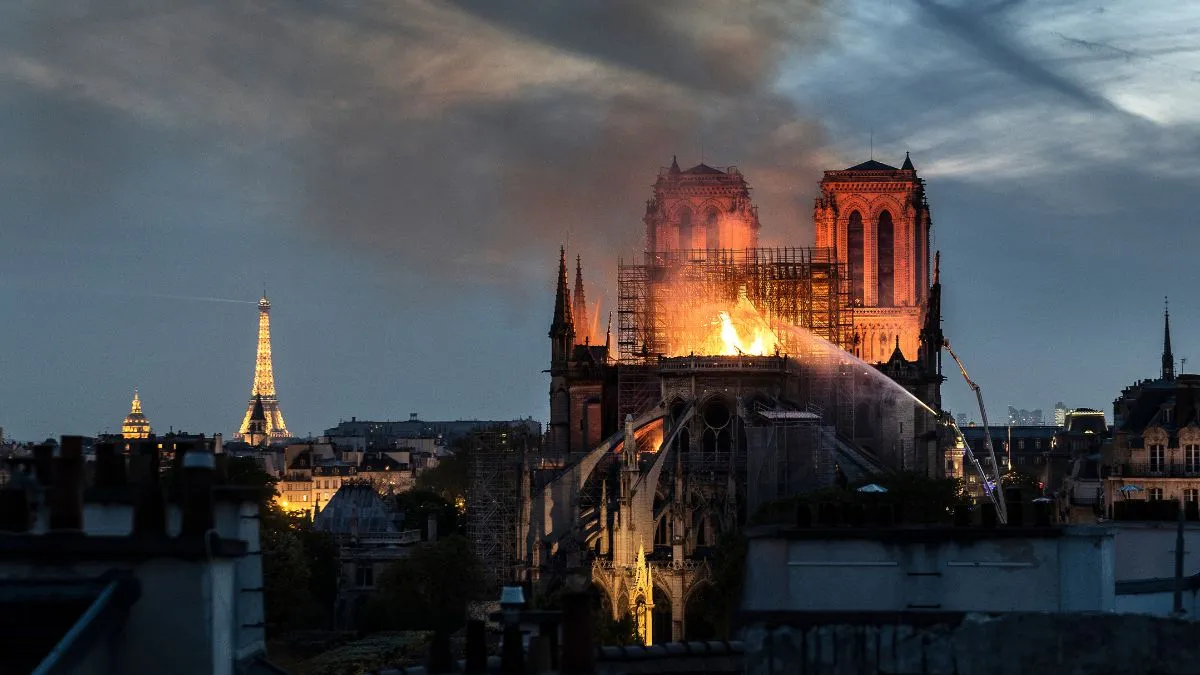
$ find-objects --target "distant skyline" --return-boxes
[3,1,1199,440]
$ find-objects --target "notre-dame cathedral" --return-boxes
[518,155,946,643]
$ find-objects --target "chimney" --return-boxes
[0,465,31,533]
[180,447,216,537]
[132,440,167,537]
[427,511,438,542]
[464,620,487,674]
[49,436,85,532]
[560,592,594,675]
[94,440,127,488]
[32,444,55,488]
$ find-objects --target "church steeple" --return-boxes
[550,247,575,366]
[573,255,589,345]
[901,151,915,171]
[1163,297,1175,381]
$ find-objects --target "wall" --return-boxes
[742,527,1115,614]
[1115,587,1200,617]
[1111,521,1200,580]
[741,613,1200,675]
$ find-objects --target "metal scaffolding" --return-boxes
[467,430,522,592]
[617,248,853,363]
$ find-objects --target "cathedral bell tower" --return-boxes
[815,153,931,363]
[643,157,761,254]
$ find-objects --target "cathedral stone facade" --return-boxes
[517,156,947,644]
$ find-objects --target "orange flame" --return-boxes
[667,294,779,357]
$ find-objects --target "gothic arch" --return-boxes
[836,196,872,225]
[866,195,905,223]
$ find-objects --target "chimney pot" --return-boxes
[49,436,85,532]
[133,441,167,537]
[32,444,55,487]
[560,592,594,675]
[180,448,216,537]
[0,470,31,533]
[464,620,488,674]
[94,441,127,489]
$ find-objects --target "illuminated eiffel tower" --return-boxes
[237,293,289,440]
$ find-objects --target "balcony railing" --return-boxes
[1120,462,1200,478]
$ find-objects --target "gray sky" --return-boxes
[1,0,1197,440]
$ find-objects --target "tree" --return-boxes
[415,447,470,506]
[394,489,461,538]
[366,534,486,633]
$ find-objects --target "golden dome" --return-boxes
[122,390,152,439]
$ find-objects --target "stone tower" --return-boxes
[814,153,931,363]
[643,157,761,253]
[237,293,289,440]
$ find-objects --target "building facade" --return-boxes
[1105,307,1200,514]
[814,155,931,363]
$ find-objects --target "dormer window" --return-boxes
[1165,407,1175,425]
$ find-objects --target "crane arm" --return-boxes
[944,339,1008,523]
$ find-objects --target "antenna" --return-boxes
[700,134,705,164]
[869,128,874,160]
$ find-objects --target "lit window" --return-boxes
[1149,488,1164,501]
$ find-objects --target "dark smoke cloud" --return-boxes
[0,0,832,298]
[911,0,1119,111]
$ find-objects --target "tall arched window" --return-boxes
[678,208,693,251]
[914,217,923,304]
[847,211,865,305]
[877,210,894,307]
[705,208,720,250]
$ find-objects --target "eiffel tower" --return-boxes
[237,293,290,440]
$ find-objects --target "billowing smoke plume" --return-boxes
[2,0,832,296]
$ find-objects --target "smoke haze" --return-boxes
[1,0,832,294]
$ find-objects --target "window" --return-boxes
[1035,439,1042,450]
[705,209,720,249]
[1185,489,1198,503]
[355,564,374,588]
[1187,445,1200,473]
[677,208,693,249]
[1149,488,1164,501]
[1151,444,1166,472]
[876,210,894,307]
[1018,439,1025,451]
[847,211,864,305]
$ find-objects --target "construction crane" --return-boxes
[944,339,1009,523]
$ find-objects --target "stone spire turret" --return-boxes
[1163,297,1175,381]
[573,255,589,345]
[550,247,575,366]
